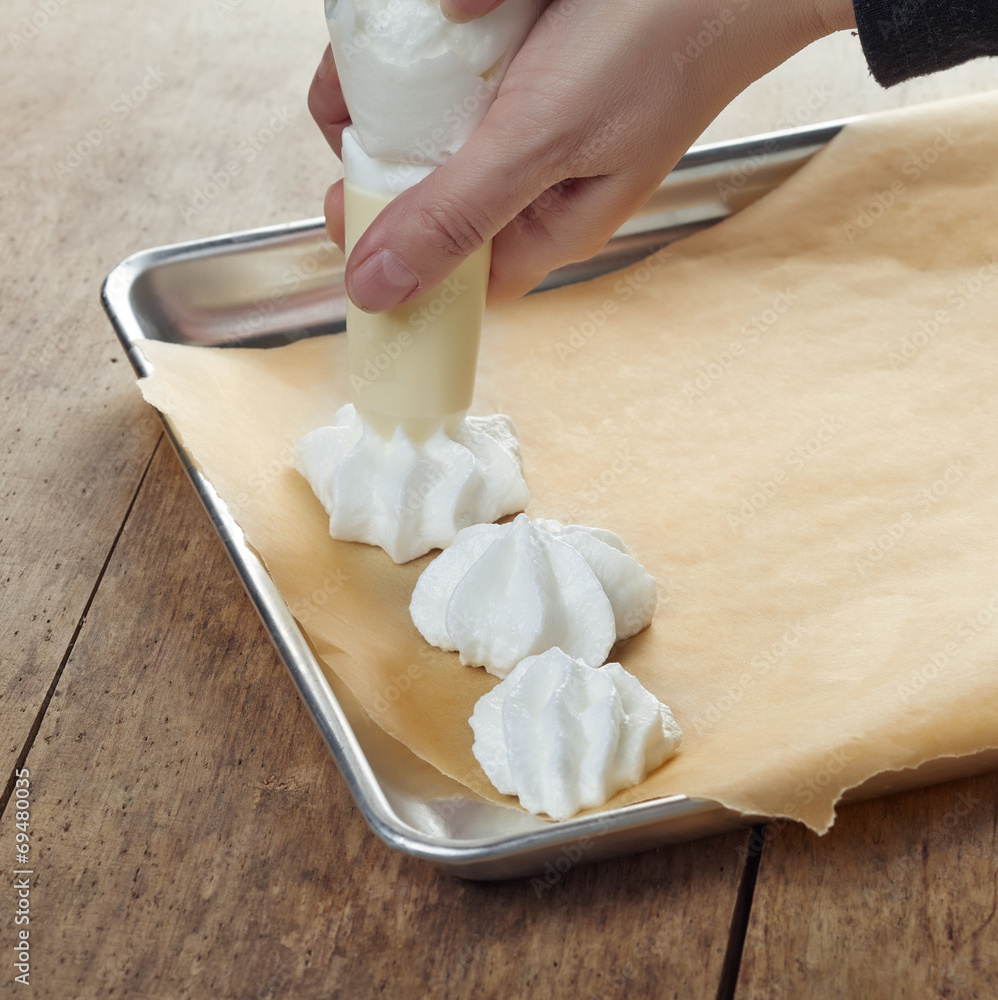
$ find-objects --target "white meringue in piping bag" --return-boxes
[409,514,658,676]
[327,0,539,167]
[295,404,529,563]
[470,648,683,821]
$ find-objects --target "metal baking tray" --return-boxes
[102,117,998,879]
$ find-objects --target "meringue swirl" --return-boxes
[295,404,529,564]
[409,513,658,676]
[470,647,683,820]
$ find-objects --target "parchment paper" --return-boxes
[140,92,998,832]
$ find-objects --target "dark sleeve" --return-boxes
[853,0,998,87]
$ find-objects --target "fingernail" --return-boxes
[317,45,334,80]
[348,249,420,312]
[440,0,473,23]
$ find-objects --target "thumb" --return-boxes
[344,117,556,313]
[441,0,507,21]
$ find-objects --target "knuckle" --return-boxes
[523,181,610,262]
[486,90,575,179]
[417,199,490,260]
[569,119,623,174]
[570,230,611,262]
[552,222,608,266]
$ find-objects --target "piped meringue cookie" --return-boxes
[295,403,529,563]
[470,647,683,820]
[409,514,658,677]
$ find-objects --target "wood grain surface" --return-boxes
[2,0,997,996]
[735,774,998,999]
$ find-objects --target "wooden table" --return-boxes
[2,2,996,996]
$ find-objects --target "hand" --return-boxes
[308,0,856,312]
[440,0,508,20]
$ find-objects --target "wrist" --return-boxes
[681,0,855,117]
[811,0,857,35]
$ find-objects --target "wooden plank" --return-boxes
[0,187,160,770]
[0,0,331,775]
[3,443,752,998]
[735,773,998,997]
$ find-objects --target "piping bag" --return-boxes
[326,0,541,441]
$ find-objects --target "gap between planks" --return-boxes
[716,823,767,1000]
[0,434,163,820]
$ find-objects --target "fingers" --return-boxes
[324,180,345,249]
[307,44,350,158]
[440,0,506,22]
[344,110,563,312]
[311,45,348,251]
[486,171,664,302]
